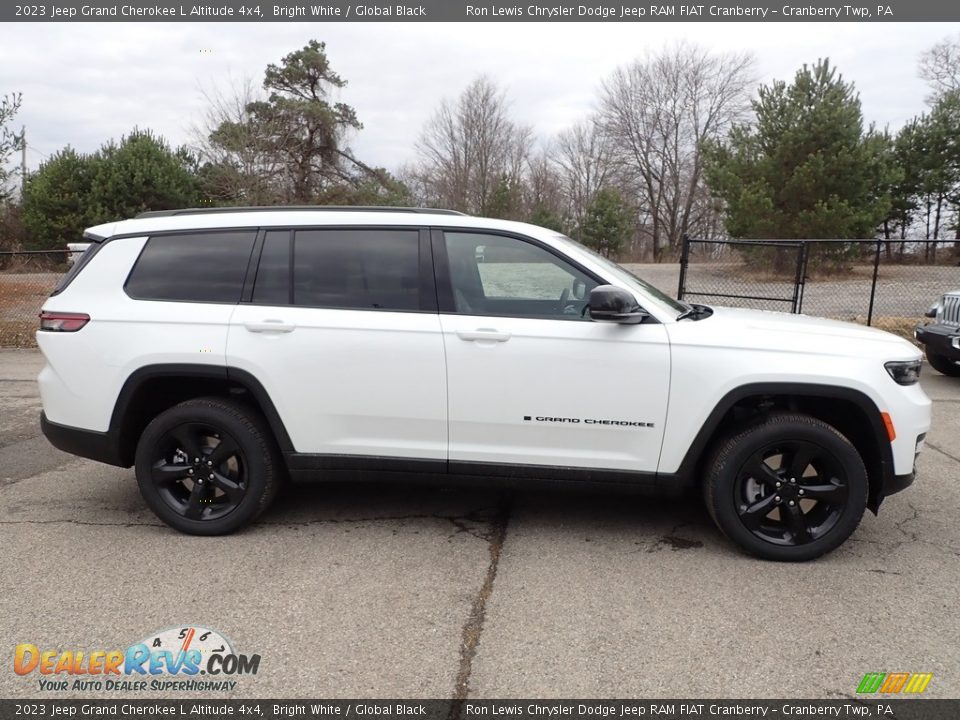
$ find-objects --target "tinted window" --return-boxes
[252,230,291,305]
[51,240,102,296]
[126,231,257,303]
[444,232,597,319]
[293,229,420,311]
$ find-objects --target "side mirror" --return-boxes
[588,285,649,324]
[925,303,939,319]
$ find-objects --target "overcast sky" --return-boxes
[0,22,955,175]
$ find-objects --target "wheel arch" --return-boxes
[110,364,294,467]
[674,382,894,514]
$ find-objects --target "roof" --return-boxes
[85,207,556,242]
[135,205,467,218]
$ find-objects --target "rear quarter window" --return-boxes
[50,240,102,296]
[125,231,258,303]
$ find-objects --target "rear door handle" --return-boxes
[244,319,296,333]
[456,328,511,343]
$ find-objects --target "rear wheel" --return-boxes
[703,413,868,561]
[926,348,960,377]
[135,397,280,535]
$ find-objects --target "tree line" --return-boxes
[2,36,960,263]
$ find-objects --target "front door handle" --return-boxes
[456,328,511,343]
[244,319,296,333]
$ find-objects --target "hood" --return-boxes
[680,305,921,361]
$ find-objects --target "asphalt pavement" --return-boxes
[1,348,958,699]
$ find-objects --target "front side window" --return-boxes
[443,232,598,319]
[126,231,257,303]
[293,229,421,311]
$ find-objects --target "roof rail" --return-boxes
[135,206,468,218]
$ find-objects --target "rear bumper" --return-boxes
[40,412,127,467]
[916,324,960,360]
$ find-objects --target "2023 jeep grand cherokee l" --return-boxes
[38,207,931,560]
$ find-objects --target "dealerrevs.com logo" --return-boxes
[14,626,260,693]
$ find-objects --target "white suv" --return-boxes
[37,207,931,560]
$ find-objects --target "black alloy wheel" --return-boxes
[703,413,868,561]
[135,397,280,535]
[150,422,247,522]
[734,440,848,547]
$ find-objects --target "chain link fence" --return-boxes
[0,250,70,347]
[677,238,960,341]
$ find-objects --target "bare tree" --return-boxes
[523,148,566,220]
[920,35,960,100]
[191,76,286,205]
[413,76,533,214]
[0,92,23,203]
[599,43,754,261]
[553,117,619,232]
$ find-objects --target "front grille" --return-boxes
[940,295,960,326]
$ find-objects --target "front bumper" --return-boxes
[886,471,915,497]
[916,323,960,361]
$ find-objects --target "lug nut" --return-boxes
[209,474,215,480]
[790,478,796,484]
[774,495,781,503]
[194,457,200,464]
[798,489,805,496]
[207,460,213,466]
[789,500,796,506]
[775,481,782,488]
[187,469,193,475]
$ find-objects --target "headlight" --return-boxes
[885,360,922,385]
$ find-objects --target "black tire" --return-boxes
[703,413,868,562]
[135,397,280,535]
[926,348,960,377]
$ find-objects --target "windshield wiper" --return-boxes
[677,304,713,321]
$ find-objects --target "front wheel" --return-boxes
[135,397,280,535]
[703,413,868,561]
[926,348,960,377]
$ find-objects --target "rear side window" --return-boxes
[50,241,102,296]
[253,229,421,311]
[126,231,257,303]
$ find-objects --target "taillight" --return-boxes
[39,311,90,332]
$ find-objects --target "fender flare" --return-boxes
[110,364,295,465]
[673,382,894,512]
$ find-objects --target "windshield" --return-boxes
[553,236,689,314]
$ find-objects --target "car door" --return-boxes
[227,227,447,461]
[435,229,670,474]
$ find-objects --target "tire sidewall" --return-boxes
[708,418,868,561]
[135,401,272,535]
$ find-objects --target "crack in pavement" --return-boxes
[0,508,506,539]
[448,495,511,714]
[927,441,960,465]
[0,518,164,528]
